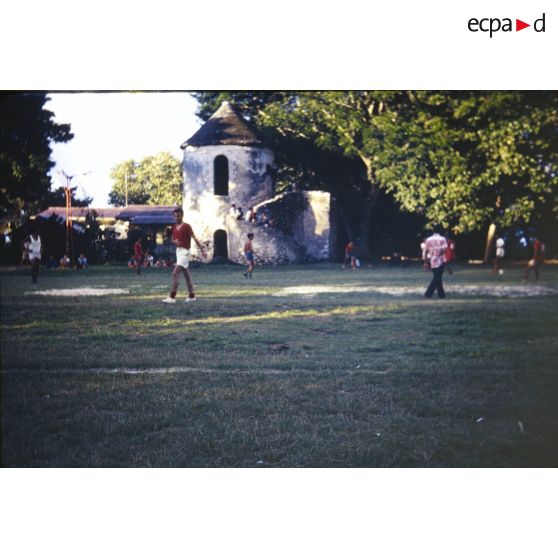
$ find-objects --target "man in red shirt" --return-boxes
[133,238,144,275]
[524,237,545,281]
[162,207,206,303]
[344,241,356,269]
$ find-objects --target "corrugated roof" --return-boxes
[36,207,122,220]
[181,101,269,148]
[116,206,177,221]
[36,205,178,223]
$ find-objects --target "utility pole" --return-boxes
[60,170,89,266]
[125,171,128,208]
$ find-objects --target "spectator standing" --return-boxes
[28,231,42,283]
[344,241,356,269]
[77,253,88,269]
[133,238,144,275]
[423,226,448,299]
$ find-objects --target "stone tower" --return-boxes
[180,101,274,260]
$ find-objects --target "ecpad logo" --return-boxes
[468,13,546,37]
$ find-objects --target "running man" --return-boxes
[243,233,257,278]
[162,207,206,303]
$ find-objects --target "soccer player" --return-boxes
[243,233,257,278]
[523,236,545,281]
[162,207,206,303]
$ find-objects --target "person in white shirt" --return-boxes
[28,231,42,284]
[492,237,505,274]
[423,226,448,299]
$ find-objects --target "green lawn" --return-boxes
[1,262,557,467]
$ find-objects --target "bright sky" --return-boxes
[45,92,201,206]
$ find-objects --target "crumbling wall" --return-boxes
[226,216,303,265]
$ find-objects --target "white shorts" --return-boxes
[175,247,191,268]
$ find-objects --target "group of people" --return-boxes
[492,235,546,280]
[19,210,548,301]
[421,228,546,299]
[230,203,273,227]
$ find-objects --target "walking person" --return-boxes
[243,233,258,278]
[133,237,144,275]
[21,238,30,265]
[492,237,505,274]
[523,236,545,281]
[423,225,448,299]
[162,207,206,303]
[344,240,356,269]
[445,236,456,275]
[28,229,42,284]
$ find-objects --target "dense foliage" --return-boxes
[193,91,558,255]
[108,151,182,206]
[0,93,73,221]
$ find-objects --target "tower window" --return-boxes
[214,155,229,196]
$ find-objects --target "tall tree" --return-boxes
[0,93,73,220]
[108,151,183,206]
[194,91,558,255]
[373,91,558,234]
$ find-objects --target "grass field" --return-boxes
[1,261,557,467]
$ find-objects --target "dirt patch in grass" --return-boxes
[26,287,130,296]
[275,284,556,298]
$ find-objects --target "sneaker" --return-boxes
[185,296,196,302]
[162,297,176,304]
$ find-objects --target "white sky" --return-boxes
[45,92,201,206]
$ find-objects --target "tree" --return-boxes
[0,93,73,221]
[193,91,404,255]
[373,91,558,234]
[193,91,558,256]
[108,151,183,206]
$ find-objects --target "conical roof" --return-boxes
[181,101,269,148]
